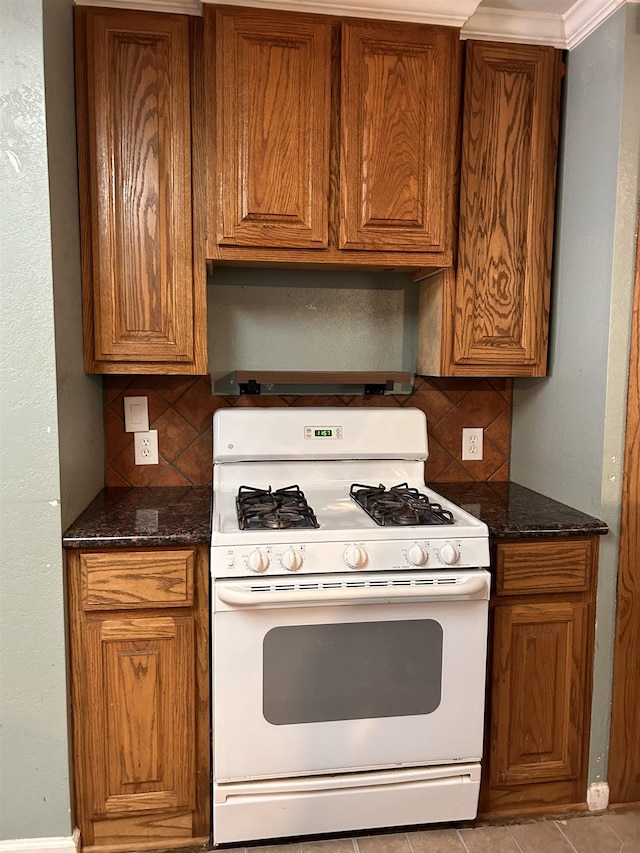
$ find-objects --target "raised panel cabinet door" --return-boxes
[214,7,331,250]
[490,601,587,787]
[82,9,195,364]
[340,21,460,253]
[82,615,195,821]
[454,42,562,375]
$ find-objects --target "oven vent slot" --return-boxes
[247,576,461,595]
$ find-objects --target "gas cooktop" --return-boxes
[210,408,490,578]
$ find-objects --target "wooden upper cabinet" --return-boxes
[213,7,331,250]
[454,41,562,374]
[207,7,460,268]
[417,42,562,377]
[76,7,206,373]
[340,21,458,253]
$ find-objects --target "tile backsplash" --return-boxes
[105,376,512,487]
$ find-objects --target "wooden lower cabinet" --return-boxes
[67,546,210,851]
[479,536,598,819]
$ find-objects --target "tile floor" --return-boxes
[217,810,640,853]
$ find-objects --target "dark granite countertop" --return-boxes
[430,481,608,538]
[63,481,607,549]
[62,486,212,549]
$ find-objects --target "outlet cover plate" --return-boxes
[462,427,483,461]
[134,430,159,465]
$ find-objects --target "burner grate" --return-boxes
[350,482,455,527]
[236,485,319,530]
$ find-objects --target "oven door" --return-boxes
[213,569,490,782]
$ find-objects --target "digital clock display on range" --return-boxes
[304,424,342,440]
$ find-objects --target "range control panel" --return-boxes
[211,537,491,579]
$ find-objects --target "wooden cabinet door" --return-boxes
[213,7,331,251]
[76,8,205,372]
[490,601,587,787]
[453,42,562,375]
[83,615,195,819]
[340,21,460,253]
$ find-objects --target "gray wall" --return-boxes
[511,4,640,786]
[44,0,105,529]
[0,0,104,841]
[208,268,419,382]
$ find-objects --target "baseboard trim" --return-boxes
[587,781,610,811]
[0,828,80,853]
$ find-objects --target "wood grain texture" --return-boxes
[213,6,331,250]
[208,10,459,267]
[80,549,194,610]
[211,244,452,269]
[340,20,460,253]
[495,539,591,596]
[67,545,209,850]
[480,536,598,818]
[491,601,585,785]
[452,42,562,376]
[188,15,208,375]
[608,210,640,805]
[76,8,203,373]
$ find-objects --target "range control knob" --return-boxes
[407,543,429,567]
[281,547,303,572]
[344,544,368,569]
[247,549,270,574]
[439,542,461,566]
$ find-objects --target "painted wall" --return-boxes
[0,0,105,842]
[44,0,105,530]
[511,4,640,786]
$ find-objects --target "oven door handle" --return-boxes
[215,573,490,608]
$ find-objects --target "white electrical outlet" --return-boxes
[462,427,483,461]
[134,430,159,465]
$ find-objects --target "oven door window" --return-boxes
[263,619,443,725]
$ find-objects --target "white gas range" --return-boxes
[211,407,491,845]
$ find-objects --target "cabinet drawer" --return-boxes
[80,549,195,610]
[495,538,591,596]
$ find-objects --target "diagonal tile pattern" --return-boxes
[104,376,513,487]
[213,811,640,853]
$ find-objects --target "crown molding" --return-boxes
[461,7,566,46]
[201,0,482,27]
[72,0,635,47]
[564,0,626,48]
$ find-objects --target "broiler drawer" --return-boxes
[80,548,195,610]
[494,538,591,596]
